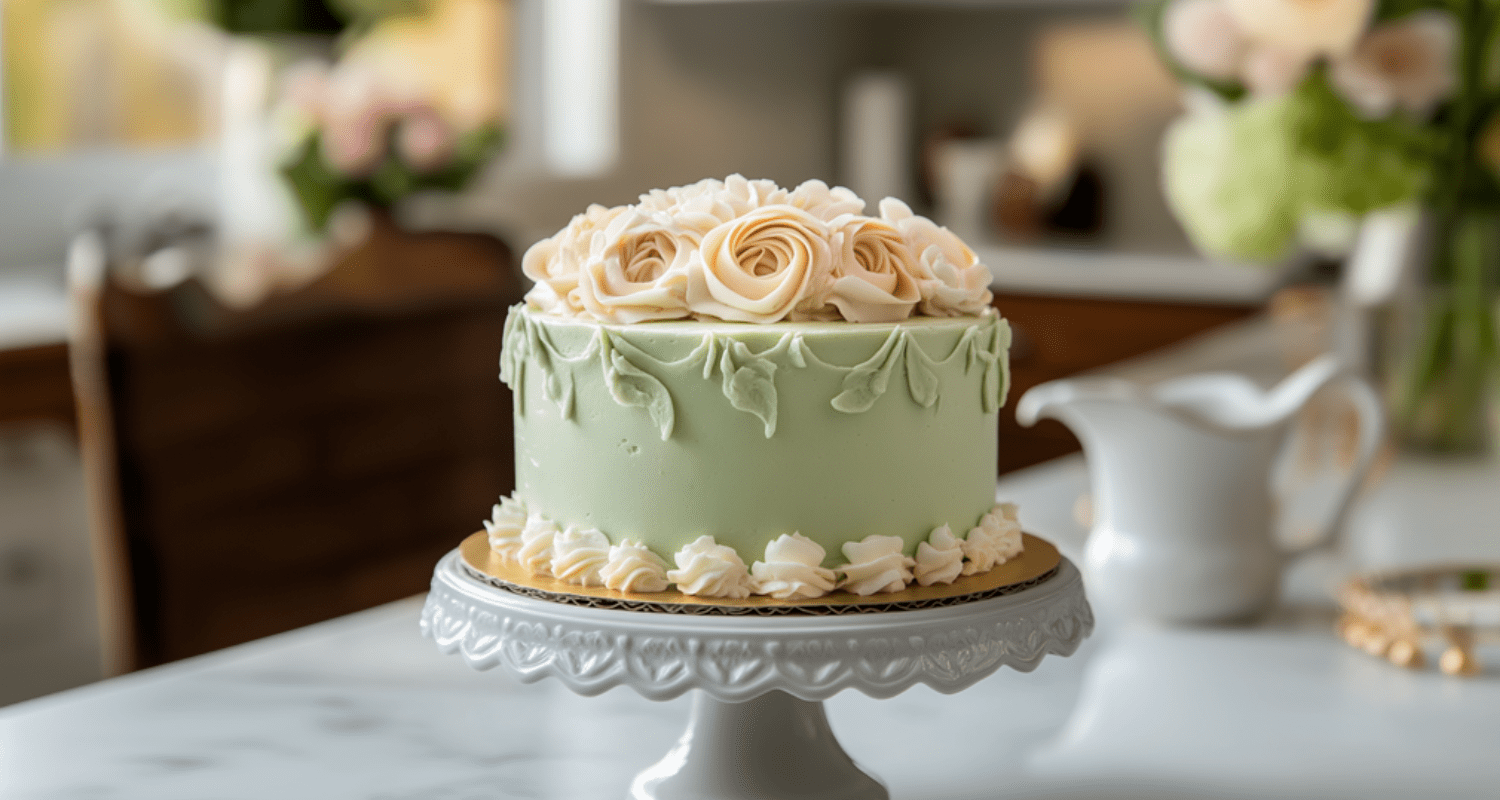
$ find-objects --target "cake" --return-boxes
[483,175,1022,601]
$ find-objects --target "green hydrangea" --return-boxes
[1164,76,1431,264]
[1164,97,1302,263]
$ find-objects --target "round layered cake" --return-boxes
[482,175,1021,601]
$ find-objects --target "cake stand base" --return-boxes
[422,548,1092,798]
[632,690,886,800]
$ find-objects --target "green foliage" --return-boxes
[279,125,504,233]
[210,0,344,33]
[1373,0,1456,23]
[1287,71,1436,214]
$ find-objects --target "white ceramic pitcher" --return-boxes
[1016,354,1383,624]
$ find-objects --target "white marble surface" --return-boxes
[2,456,1498,799]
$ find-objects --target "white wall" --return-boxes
[460,0,865,248]
[0,148,217,272]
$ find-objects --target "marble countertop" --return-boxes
[3,457,1498,799]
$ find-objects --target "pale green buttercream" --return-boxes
[502,305,1010,566]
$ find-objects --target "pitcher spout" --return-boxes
[1150,354,1345,432]
[1015,377,1141,429]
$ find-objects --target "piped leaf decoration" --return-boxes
[903,333,940,408]
[788,334,808,369]
[958,325,982,375]
[697,334,719,380]
[831,327,905,414]
[524,320,577,420]
[719,341,779,437]
[979,349,1000,414]
[966,318,1009,414]
[601,334,675,440]
[500,309,527,414]
[547,356,577,420]
[993,320,1013,409]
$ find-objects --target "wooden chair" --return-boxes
[69,220,520,671]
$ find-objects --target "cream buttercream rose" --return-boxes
[523,203,628,316]
[520,176,992,323]
[824,214,923,323]
[879,198,994,317]
[687,204,832,323]
[576,211,694,323]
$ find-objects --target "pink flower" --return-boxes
[1163,0,1249,81]
[396,108,456,172]
[319,66,393,176]
[1330,11,1457,118]
[279,60,330,121]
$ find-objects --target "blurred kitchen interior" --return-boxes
[0,0,1289,705]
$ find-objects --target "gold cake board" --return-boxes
[457,531,1062,616]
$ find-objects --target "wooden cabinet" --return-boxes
[993,292,1257,474]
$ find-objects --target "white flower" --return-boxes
[751,533,837,600]
[838,535,915,596]
[575,211,694,322]
[1330,11,1457,119]
[483,495,528,562]
[914,524,965,587]
[687,205,833,323]
[522,204,630,316]
[667,536,755,599]
[1163,0,1249,81]
[1241,46,1314,98]
[1224,0,1372,58]
[879,198,993,316]
[821,214,923,323]
[600,539,671,593]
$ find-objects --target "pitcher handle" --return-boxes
[1284,373,1384,555]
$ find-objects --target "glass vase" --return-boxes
[1383,212,1500,455]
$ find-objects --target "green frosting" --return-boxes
[501,305,1010,565]
[502,306,1010,438]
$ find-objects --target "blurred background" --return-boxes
[0,0,1463,705]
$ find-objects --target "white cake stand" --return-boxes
[421,548,1092,800]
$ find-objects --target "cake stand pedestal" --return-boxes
[421,549,1093,800]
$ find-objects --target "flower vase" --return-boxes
[1384,212,1499,455]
